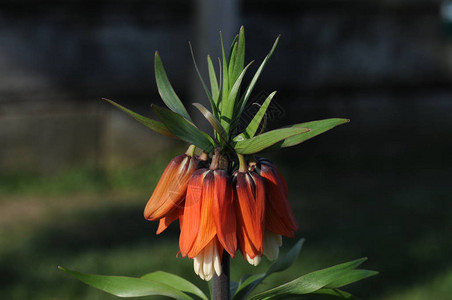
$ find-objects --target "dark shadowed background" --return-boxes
[1,0,451,299]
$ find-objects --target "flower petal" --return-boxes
[144,154,198,220]
[179,169,206,257]
[187,171,217,258]
[213,170,237,257]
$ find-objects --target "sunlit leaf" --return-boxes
[221,62,253,133]
[311,288,358,299]
[103,98,174,137]
[207,55,220,107]
[189,43,218,116]
[154,51,192,121]
[325,269,378,289]
[234,239,304,300]
[141,271,208,300]
[236,91,276,140]
[229,26,245,85]
[152,105,215,152]
[273,118,350,149]
[237,35,280,117]
[234,127,309,155]
[58,267,191,299]
[248,258,368,300]
[193,103,227,143]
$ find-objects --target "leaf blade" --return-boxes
[238,35,280,117]
[248,258,369,300]
[154,51,192,121]
[58,267,191,299]
[152,105,215,152]
[275,118,350,148]
[234,126,310,155]
[141,271,208,300]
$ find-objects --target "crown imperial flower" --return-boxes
[106,27,349,281]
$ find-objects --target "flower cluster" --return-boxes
[104,27,348,281]
[144,146,298,280]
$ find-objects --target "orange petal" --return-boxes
[179,169,206,257]
[144,154,198,220]
[188,171,217,258]
[156,205,183,235]
[260,162,298,236]
[213,170,237,257]
[234,172,264,258]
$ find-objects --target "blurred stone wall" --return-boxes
[1,0,451,173]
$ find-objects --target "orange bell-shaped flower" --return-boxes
[234,155,265,266]
[144,145,199,223]
[257,158,298,237]
[179,152,237,280]
[253,158,298,261]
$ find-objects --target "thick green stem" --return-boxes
[212,252,230,300]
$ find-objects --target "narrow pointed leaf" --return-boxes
[207,55,220,106]
[311,288,358,299]
[103,98,174,137]
[141,271,208,300]
[238,35,280,117]
[239,91,276,139]
[193,103,227,143]
[272,118,350,149]
[152,105,215,152]
[222,62,253,133]
[220,33,229,102]
[266,238,305,275]
[189,43,218,116]
[325,269,379,289]
[58,267,191,299]
[231,26,246,85]
[155,51,192,121]
[234,239,304,300]
[234,126,309,155]
[228,38,238,84]
[248,258,369,300]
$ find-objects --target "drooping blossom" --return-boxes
[234,154,266,266]
[179,153,237,280]
[253,158,298,260]
[143,145,199,230]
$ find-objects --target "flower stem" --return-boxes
[212,252,230,300]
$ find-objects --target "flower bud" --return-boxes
[144,148,199,222]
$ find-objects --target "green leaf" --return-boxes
[152,105,215,152]
[234,126,309,155]
[103,98,174,137]
[325,269,379,289]
[266,239,305,275]
[154,51,192,121]
[311,288,358,299]
[237,35,280,117]
[141,271,208,300]
[189,43,218,117]
[221,62,253,133]
[234,239,305,300]
[229,26,246,85]
[274,118,350,149]
[193,103,227,143]
[58,267,192,299]
[238,91,276,139]
[248,258,368,300]
[220,33,229,105]
[207,55,220,107]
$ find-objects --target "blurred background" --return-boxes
[1,0,451,299]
